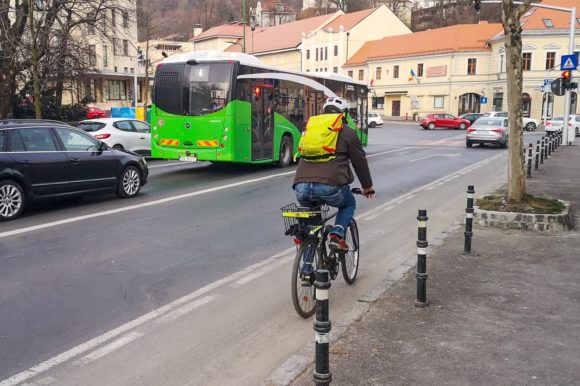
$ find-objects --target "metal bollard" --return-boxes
[535,140,540,170]
[540,137,545,164]
[550,134,555,154]
[522,147,526,172]
[547,134,552,156]
[544,136,549,160]
[527,143,533,177]
[313,269,332,386]
[464,185,475,255]
[415,210,429,308]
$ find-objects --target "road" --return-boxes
[0,123,544,385]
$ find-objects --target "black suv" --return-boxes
[0,119,148,221]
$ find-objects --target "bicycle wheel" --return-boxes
[341,219,359,284]
[291,240,319,318]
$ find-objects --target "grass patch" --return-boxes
[476,194,565,214]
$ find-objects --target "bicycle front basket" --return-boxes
[280,203,329,234]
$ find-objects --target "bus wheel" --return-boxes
[278,136,293,168]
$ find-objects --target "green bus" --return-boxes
[150,51,369,167]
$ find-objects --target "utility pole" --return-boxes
[242,0,246,53]
[561,6,576,145]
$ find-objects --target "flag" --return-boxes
[369,78,374,87]
[409,69,416,81]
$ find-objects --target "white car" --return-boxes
[482,111,539,131]
[545,115,580,136]
[368,112,384,128]
[78,118,151,156]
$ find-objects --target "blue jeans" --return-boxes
[294,182,356,238]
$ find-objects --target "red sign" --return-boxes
[426,65,447,77]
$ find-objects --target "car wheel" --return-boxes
[466,141,473,148]
[369,121,376,128]
[428,123,435,130]
[501,136,509,148]
[459,123,466,130]
[0,180,25,221]
[117,166,142,198]
[113,144,124,151]
[525,122,536,131]
[576,127,579,137]
[277,135,293,168]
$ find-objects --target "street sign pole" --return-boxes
[562,6,576,145]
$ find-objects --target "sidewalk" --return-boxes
[291,144,580,385]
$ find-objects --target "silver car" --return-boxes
[466,117,509,148]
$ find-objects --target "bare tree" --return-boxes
[137,0,157,107]
[501,0,533,202]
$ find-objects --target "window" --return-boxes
[334,45,338,56]
[112,39,117,55]
[522,93,531,117]
[18,128,58,151]
[88,23,95,34]
[522,52,532,70]
[417,63,423,77]
[7,130,25,152]
[499,54,504,73]
[333,67,338,73]
[324,47,328,60]
[123,40,129,56]
[348,70,353,78]
[89,45,96,66]
[546,52,556,70]
[316,48,318,61]
[107,80,126,100]
[54,128,100,151]
[493,92,503,111]
[358,69,364,81]
[411,98,420,109]
[393,65,399,78]
[132,120,151,133]
[103,45,108,67]
[434,96,444,109]
[114,121,134,131]
[467,58,477,75]
[543,19,554,28]
[372,96,384,109]
[123,11,129,28]
[306,49,310,60]
[124,67,128,73]
[376,67,382,80]
[542,92,554,119]
[0,130,4,151]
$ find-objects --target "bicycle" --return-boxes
[281,188,364,318]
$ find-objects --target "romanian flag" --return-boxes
[409,69,416,81]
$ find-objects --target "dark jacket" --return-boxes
[293,124,373,189]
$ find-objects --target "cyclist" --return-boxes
[293,96,375,254]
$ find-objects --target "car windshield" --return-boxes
[187,63,232,116]
[551,116,564,121]
[78,122,106,132]
[474,118,505,126]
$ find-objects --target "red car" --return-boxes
[420,113,470,130]
[86,106,106,119]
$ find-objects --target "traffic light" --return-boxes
[136,47,144,61]
[473,0,481,12]
[562,70,572,90]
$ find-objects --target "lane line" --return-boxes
[72,332,144,366]
[154,295,218,324]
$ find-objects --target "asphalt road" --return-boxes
[0,122,545,385]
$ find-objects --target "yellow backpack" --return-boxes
[296,113,344,162]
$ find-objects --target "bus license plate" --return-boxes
[179,156,197,162]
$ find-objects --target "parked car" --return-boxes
[459,112,485,125]
[544,115,580,136]
[78,118,151,156]
[482,111,538,131]
[466,117,509,148]
[420,113,470,130]
[86,106,106,119]
[0,119,148,221]
[367,112,384,128]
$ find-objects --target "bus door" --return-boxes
[251,85,274,160]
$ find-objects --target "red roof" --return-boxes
[192,23,253,42]
[345,23,502,66]
[521,0,580,30]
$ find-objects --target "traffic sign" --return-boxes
[480,96,488,104]
[551,78,565,96]
[561,54,578,70]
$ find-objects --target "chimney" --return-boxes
[193,24,203,37]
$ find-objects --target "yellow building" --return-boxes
[345,0,580,123]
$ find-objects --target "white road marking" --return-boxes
[232,253,294,286]
[72,332,144,366]
[155,295,218,324]
[426,182,444,191]
[409,153,462,163]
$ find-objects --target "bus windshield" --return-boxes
[187,63,232,116]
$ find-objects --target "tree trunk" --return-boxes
[29,0,41,118]
[502,0,528,202]
[0,64,17,118]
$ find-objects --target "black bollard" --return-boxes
[535,140,540,170]
[544,136,549,160]
[540,137,545,164]
[415,210,429,308]
[464,185,475,255]
[547,134,552,156]
[550,134,555,154]
[313,269,332,386]
[527,143,533,177]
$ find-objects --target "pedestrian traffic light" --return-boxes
[562,70,572,90]
[473,0,481,12]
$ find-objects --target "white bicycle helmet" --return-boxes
[323,97,349,114]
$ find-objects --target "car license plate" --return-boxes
[179,156,197,162]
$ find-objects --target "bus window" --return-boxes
[187,63,233,116]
